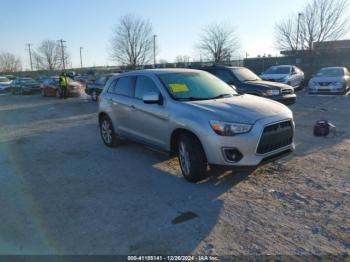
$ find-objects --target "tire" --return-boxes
[92,90,97,101]
[55,89,61,98]
[99,115,121,147]
[177,134,207,182]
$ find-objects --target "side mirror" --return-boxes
[143,92,162,104]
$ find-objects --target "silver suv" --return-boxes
[98,69,295,182]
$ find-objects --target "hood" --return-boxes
[184,94,292,124]
[261,74,288,80]
[310,76,345,83]
[241,80,292,90]
[0,82,11,86]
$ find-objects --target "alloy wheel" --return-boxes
[179,141,191,176]
[101,119,113,144]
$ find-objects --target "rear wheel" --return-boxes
[178,134,207,182]
[99,115,121,147]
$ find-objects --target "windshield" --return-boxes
[231,68,260,82]
[95,76,107,85]
[0,77,10,82]
[264,66,291,74]
[316,68,344,77]
[159,71,237,101]
[20,78,36,84]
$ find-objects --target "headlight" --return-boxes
[332,81,345,87]
[265,89,280,96]
[209,120,252,136]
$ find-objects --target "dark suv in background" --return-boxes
[200,65,296,105]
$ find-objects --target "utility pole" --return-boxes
[26,44,33,71]
[80,47,83,69]
[153,34,157,68]
[57,39,67,70]
[296,13,303,51]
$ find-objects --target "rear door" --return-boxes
[107,76,136,136]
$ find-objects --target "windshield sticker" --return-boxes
[169,83,189,93]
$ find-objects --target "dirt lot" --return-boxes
[0,92,349,256]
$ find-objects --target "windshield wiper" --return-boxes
[177,97,209,101]
[211,93,234,99]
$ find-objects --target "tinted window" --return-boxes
[231,68,260,82]
[135,76,159,99]
[214,69,236,84]
[264,66,291,74]
[110,77,134,97]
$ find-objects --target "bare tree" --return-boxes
[275,0,349,51]
[110,14,154,68]
[197,23,240,63]
[33,40,70,70]
[0,52,22,72]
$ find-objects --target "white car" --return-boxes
[260,65,304,90]
[0,77,12,93]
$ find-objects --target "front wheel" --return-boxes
[55,89,61,98]
[178,134,207,182]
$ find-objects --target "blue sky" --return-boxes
[1,0,310,69]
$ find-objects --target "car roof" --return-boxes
[117,68,208,76]
[320,67,345,70]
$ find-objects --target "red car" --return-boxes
[41,76,85,97]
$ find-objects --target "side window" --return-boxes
[135,76,159,99]
[214,69,236,85]
[110,76,134,97]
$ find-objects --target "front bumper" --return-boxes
[309,86,346,94]
[22,87,41,93]
[271,94,296,105]
[201,115,295,167]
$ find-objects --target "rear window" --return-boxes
[109,77,134,97]
[264,67,291,74]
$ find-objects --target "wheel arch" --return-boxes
[170,128,206,157]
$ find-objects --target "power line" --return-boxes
[57,39,67,70]
[25,43,33,71]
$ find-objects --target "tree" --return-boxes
[197,23,240,63]
[0,52,22,72]
[275,0,349,51]
[110,14,154,68]
[33,40,69,70]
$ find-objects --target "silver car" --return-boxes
[260,65,304,90]
[98,69,295,182]
[309,67,350,94]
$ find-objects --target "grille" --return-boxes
[282,89,293,95]
[257,121,293,154]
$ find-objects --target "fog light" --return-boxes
[223,148,243,162]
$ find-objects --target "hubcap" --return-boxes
[101,119,112,144]
[179,142,191,176]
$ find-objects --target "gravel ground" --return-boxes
[0,92,349,256]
